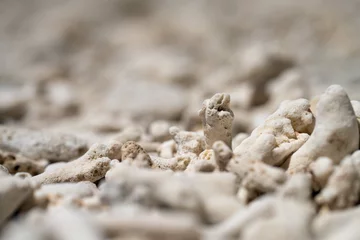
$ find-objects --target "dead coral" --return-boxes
[199,93,234,149]
[31,142,121,184]
[288,85,359,174]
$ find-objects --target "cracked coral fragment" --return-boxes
[150,155,190,171]
[199,93,234,149]
[169,126,205,156]
[316,151,360,210]
[234,98,314,167]
[121,141,152,168]
[287,85,359,174]
[31,142,121,184]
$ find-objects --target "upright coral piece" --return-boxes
[199,93,234,149]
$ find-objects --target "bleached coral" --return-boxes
[199,93,234,149]
[288,85,359,174]
[234,98,314,167]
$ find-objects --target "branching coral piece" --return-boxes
[31,142,121,184]
[234,98,314,167]
[288,85,359,174]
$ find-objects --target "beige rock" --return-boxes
[288,85,359,174]
[234,99,314,167]
[32,157,110,185]
[0,127,88,162]
[31,142,120,184]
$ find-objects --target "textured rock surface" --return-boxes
[288,85,359,174]
[3,1,360,239]
[0,127,88,162]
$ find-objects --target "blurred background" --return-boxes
[1,0,360,141]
